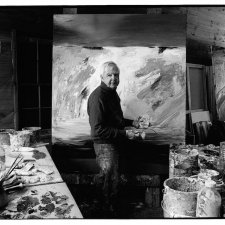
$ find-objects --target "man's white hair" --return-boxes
[100,61,120,76]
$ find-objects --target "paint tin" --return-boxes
[22,127,41,145]
[8,130,32,151]
[0,129,15,146]
[163,177,204,217]
[169,146,199,178]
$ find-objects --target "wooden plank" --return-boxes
[12,30,17,130]
[187,26,225,47]
[188,13,225,33]
[63,8,77,14]
[191,7,225,24]
[188,21,225,42]
[187,7,225,47]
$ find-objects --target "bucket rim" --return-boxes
[8,130,32,135]
[163,177,201,194]
[22,127,41,131]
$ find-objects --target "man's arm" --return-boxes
[88,98,126,140]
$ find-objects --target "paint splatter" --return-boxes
[41,195,52,204]
[32,150,46,160]
[0,191,72,219]
[38,203,55,214]
[17,196,39,213]
[55,204,74,218]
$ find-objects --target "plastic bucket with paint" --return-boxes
[8,130,32,150]
[22,127,41,144]
[163,177,204,217]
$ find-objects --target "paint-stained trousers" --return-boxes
[93,143,119,210]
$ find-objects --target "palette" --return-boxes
[0,182,83,219]
[5,148,63,187]
[6,146,55,168]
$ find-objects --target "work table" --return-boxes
[0,145,83,219]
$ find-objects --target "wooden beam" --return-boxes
[63,8,77,14]
[12,30,18,130]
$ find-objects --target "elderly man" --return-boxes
[87,61,148,214]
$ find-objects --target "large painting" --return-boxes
[52,14,186,146]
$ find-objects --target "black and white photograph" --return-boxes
[0,4,225,220]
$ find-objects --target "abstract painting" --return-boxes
[52,14,186,146]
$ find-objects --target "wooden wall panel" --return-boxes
[0,31,14,128]
[187,7,225,48]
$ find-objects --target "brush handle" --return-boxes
[4,183,23,191]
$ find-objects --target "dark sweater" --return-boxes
[87,82,133,144]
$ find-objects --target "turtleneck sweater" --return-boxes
[87,82,133,144]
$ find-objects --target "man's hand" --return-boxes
[126,130,146,140]
[132,115,152,129]
[132,119,140,129]
[126,130,135,139]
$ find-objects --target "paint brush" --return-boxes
[4,183,24,191]
[0,154,23,185]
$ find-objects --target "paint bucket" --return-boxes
[0,129,15,146]
[163,177,204,217]
[8,130,32,151]
[198,149,219,170]
[161,200,193,218]
[22,127,41,145]
[169,147,199,178]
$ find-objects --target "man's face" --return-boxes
[101,64,120,90]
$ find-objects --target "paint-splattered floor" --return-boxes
[44,135,164,219]
[67,184,163,219]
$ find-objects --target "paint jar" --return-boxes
[0,129,14,146]
[0,145,6,172]
[8,130,31,151]
[22,127,41,145]
[196,179,221,217]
